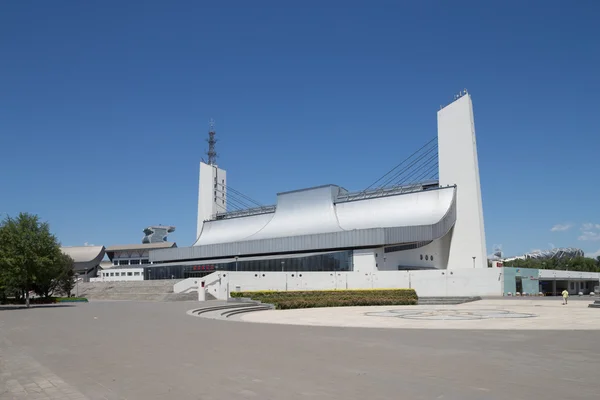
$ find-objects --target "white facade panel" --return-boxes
[197,162,227,240]
[195,213,273,246]
[437,94,487,269]
[246,185,342,240]
[94,268,144,282]
[353,249,378,272]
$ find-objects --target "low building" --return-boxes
[105,242,177,267]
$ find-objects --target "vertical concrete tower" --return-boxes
[196,121,227,240]
[437,92,487,268]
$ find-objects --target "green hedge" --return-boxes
[230,289,418,309]
[55,297,88,303]
[1,297,88,305]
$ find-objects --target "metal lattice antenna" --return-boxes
[206,119,218,165]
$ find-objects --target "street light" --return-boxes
[235,256,239,272]
[281,261,285,272]
[472,256,476,268]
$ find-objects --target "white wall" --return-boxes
[438,93,488,269]
[186,269,503,300]
[93,268,144,282]
[380,237,451,270]
[408,268,501,297]
[197,162,227,240]
[353,248,378,272]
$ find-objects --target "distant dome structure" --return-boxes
[142,225,175,244]
[504,248,584,262]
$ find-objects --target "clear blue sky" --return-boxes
[1,0,599,258]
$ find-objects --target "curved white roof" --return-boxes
[336,188,454,230]
[61,246,105,263]
[194,185,455,246]
[61,246,106,271]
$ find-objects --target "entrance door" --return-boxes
[515,277,523,294]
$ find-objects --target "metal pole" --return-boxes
[472,256,476,268]
[235,256,238,272]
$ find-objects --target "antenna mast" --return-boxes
[206,119,218,165]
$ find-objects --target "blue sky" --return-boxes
[1,1,599,258]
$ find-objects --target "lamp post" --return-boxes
[235,256,239,272]
[472,256,476,268]
[281,261,285,272]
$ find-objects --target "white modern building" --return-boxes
[152,91,486,273]
[132,92,600,297]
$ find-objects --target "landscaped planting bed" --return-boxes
[230,289,418,309]
[1,297,88,305]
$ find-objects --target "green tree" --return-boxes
[32,253,75,298]
[0,213,62,307]
[56,254,75,296]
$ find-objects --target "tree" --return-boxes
[56,254,75,296]
[0,213,62,307]
[32,253,75,298]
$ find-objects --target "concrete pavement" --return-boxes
[239,298,600,330]
[1,300,599,399]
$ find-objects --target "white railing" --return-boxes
[173,272,222,294]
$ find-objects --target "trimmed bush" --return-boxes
[1,297,88,305]
[230,289,417,309]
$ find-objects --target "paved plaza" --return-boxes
[1,300,599,400]
[239,298,600,330]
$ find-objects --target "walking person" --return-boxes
[562,289,569,305]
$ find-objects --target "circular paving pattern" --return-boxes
[365,309,537,320]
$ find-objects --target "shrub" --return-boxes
[230,289,417,309]
[1,297,88,305]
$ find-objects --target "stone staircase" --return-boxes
[187,299,274,320]
[77,280,193,302]
[418,296,481,305]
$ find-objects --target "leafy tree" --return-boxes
[32,253,75,298]
[57,254,75,296]
[0,213,62,307]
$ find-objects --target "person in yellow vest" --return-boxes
[561,289,569,305]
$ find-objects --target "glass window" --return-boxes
[110,273,114,277]
[119,260,129,266]
[127,272,133,276]
[130,259,140,265]
[113,260,118,266]
[134,272,140,276]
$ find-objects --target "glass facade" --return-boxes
[143,250,353,280]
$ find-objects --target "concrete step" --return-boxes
[588,300,600,308]
[163,292,198,302]
[188,299,274,320]
[418,296,481,305]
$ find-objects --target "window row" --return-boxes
[113,259,150,266]
[103,271,141,277]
